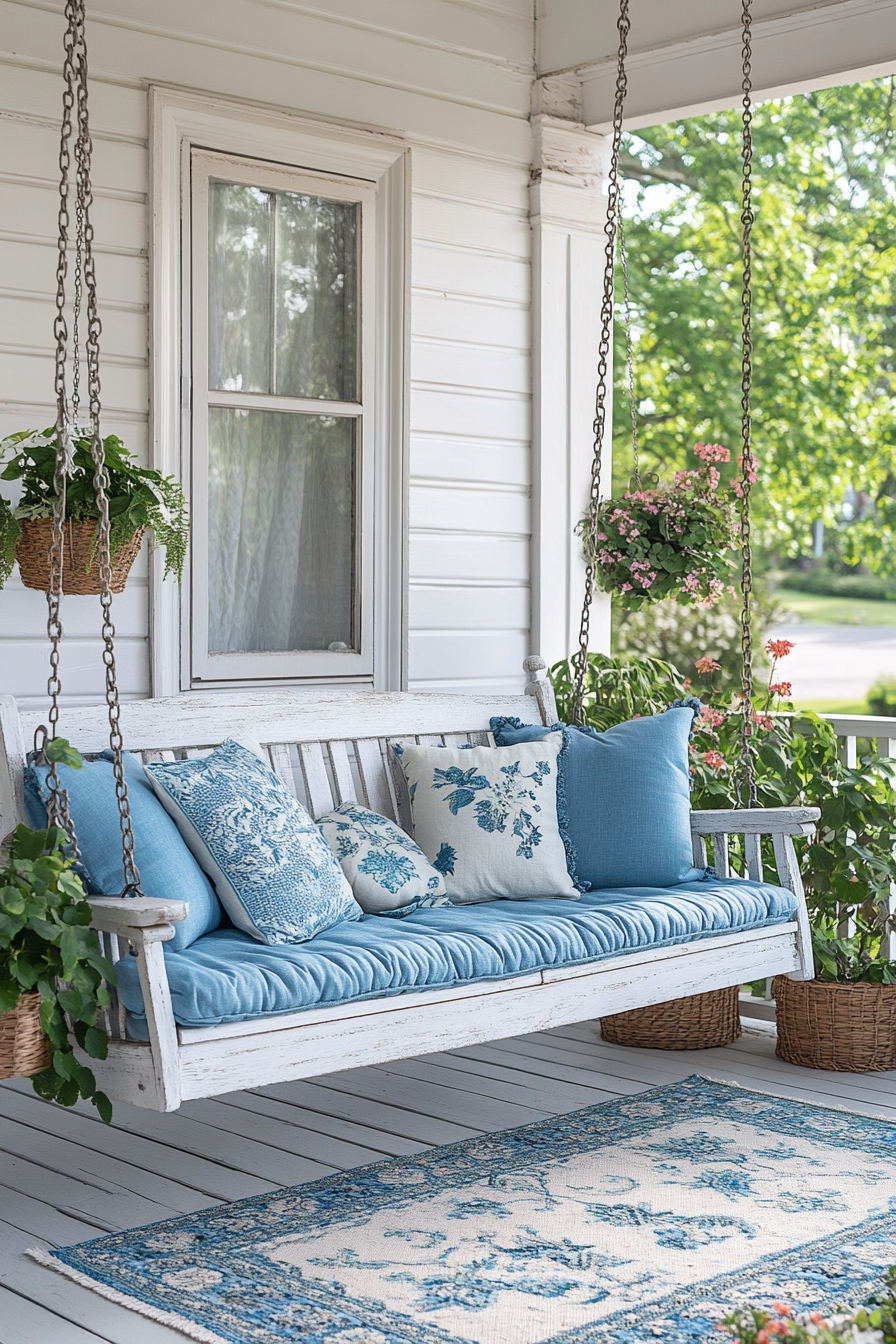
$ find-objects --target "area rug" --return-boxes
[31,1076,896,1344]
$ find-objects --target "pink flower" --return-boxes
[695,657,722,674]
[769,681,792,698]
[699,705,727,727]
[620,582,632,592]
[704,750,725,769]
[765,639,794,658]
[753,712,775,731]
[693,441,731,464]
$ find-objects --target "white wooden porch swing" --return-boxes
[0,0,819,1113]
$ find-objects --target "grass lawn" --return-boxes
[774,588,896,626]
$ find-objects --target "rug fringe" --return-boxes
[26,1248,231,1344]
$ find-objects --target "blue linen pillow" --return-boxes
[316,803,449,917]
[143,739,362,945]
[491,707,703,891]
[24,751,223,951]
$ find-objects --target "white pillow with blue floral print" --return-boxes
[388,734,580,904]
[143,739,362,945]
[316,803,449,916]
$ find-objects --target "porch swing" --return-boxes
[0,0,819,1112]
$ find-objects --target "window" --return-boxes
[188,151,376,683]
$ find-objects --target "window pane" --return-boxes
[207,407,355,653]
[208,182,272,393]
[275,194,358,401]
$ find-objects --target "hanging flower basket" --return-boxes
[579,443,742,610]
[16,517,144,595]
[0,427,188,595]
[0,992,51,1080]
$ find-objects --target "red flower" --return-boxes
[753,712,775,731]
[768,682,792,698]
[765,639,794,659]
[695,657,722,674]
[704,750,725,769]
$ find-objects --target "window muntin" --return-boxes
[189,151,375,684]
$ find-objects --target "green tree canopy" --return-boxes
[615,77,896,572]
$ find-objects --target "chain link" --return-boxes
[571,0,629,724]
[43,0,143,894]
[737,0,759,807]
[617,210,640,490]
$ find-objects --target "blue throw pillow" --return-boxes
[24,751,223,950]
[317,803,449,917]
[491,708,703,891]
[143,739,363,945]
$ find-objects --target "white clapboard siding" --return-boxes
[0,0,535,707]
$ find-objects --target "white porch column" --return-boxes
[530,76,613,669]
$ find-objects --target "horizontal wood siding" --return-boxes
[0,0,534,709]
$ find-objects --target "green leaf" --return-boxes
[0,979,19,1012]
[44,738,83,770]
[93,1091,113,1125]
[83,1026,109,1060]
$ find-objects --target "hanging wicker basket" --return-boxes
[774,975,896,1072]
[15,517,144,595]
[0,992,51,1080]
[600,985,742,1051]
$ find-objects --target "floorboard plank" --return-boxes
[0,1082,272,1201]
[0,1116,219,1216]
[376,1055,617,1113]
[258,1079,481,1145]
[177,1097,387,1170]
[0,1155,182,1232]
[0,1281,109,1344]
[315,1066,551,1130]
[219,1090,426,1159]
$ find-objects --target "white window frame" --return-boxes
[150,87,409,694]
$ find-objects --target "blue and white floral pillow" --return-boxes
[316,803,449,917]
[388,734,581,905]
[143,740,362,945]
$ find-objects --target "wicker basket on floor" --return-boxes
[774,975,896,1072]
[0,993,50,1080]
[15,518,144,594]
[599,985,742,1050]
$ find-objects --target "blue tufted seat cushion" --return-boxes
[117,873,798,1035]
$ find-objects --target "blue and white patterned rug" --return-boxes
[32,1076,896,1344]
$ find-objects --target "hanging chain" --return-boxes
[571,0,629,724]
[617,210,641,490]
[737,0,759,806]
[40,0,142,893]
[43,1,81,842]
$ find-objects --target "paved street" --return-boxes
[766,622,896,702]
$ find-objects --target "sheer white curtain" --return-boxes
[208,408,353,653]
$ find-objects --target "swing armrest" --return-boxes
[87,897,188,940]
[690,807,819,838]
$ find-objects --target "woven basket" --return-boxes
[0,992,50,1080]
[774,975,896,1072]
[15,517,144,594]
[600,985,742,1050]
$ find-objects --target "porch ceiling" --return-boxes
[538,0,896,129]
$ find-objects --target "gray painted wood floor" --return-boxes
[2,1021,895,1344]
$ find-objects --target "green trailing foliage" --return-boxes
[0,427,189,584]
[0,738,115,1122]
[551,650,896,985]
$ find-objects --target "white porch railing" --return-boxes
[740,712,896,1024]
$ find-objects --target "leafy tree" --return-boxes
[615,76,896,572]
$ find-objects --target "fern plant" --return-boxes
[0,427,189,584]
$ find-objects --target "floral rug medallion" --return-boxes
[34,1077,896,1344]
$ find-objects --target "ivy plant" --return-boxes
[0,426,189,585]
[0,739,115,1122]
[551,646,896,985]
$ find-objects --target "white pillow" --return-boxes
[388,734,580,904]
[143,739,362,945]
[316,803,448,915]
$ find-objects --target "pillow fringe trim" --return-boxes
[26,1248,231,1344]
[556,729,589,894]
